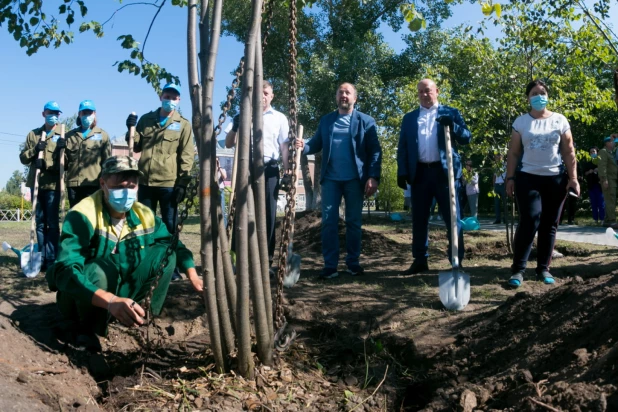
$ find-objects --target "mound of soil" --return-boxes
[411,273,618,411]
[293,210,406,255]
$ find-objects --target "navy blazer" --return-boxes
[397,105,471,183]
[305,109,382,184]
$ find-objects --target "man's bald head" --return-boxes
[417,79,439,109]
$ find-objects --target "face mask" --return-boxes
[591,153,598,158]
[81,114,95,129]
[161,99,178,112]
[45,115,58,127]
[106,186,138,213]
[530,94,548,111]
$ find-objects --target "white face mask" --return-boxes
[81,114,95,129]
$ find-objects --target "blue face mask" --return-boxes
[106,186,138,213]
[530,94,548,111]
[161,99,178,113]
[45,115,58,127]
[591,153,598,158]
[81,114,95,129]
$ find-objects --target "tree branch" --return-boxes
[141,0,167,62]
[101,2,160,27]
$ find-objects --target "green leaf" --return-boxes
[408,18,423,32]
[481,2,493,16]
[493,4,502,19]
[29,17,39,26]
[344,390,354,399]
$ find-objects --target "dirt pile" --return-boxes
[410,273,618,411]
[293,210,407,255]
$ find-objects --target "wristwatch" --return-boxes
[506,176,515,181]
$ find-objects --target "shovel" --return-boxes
[58,124,66,220]
[438,125,470,310]
[127,111,136,158]
[283,125,304,288]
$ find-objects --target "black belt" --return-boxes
[265,159,279,166]
[417,161,442,169]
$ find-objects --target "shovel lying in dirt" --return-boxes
[2,241,41,278]
[438,125,470,311]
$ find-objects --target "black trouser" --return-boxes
[68,186,99,207]
[512,171,567,274]
[264,161,280,266]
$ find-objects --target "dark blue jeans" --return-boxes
[321,178,364,269]
[589,185,605,222]
[31,188,60,267]
[411,165,464,264]
[138,185,177,234]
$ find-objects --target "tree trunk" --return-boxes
[215,219,235,355]
[195,0,226,373]
[217,202,238,334]
[247,184,273,365]
[251,28,274,340]
[235,0,264,379]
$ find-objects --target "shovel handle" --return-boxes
[444,125,459,269]
[59,124,66,220]
[128,111,136,157]
[30,131,48,265]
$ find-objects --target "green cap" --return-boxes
[101,156,143,177]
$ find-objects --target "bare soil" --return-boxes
[1,214,617,411]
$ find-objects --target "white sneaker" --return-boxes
[551,250,564,259]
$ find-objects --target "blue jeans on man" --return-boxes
[321,178,364,270]
[494,183,506,223]
[31,188,60,269]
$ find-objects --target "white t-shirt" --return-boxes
[417,103,440,163]
[512,113,570,176]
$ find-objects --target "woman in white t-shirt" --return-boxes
[505,79,579,288]
[464,160,479,218]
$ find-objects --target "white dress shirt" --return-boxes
[417,103,440,163]
[263,107,290,161]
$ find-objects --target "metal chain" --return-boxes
[262,0,275,51]
[214,59,245,137]
[273,0,299,348]
[140,176,199,348]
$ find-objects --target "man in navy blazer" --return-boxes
[397,79,471,274]
[297,83,382,279]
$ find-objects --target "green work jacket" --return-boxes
[19,125,62,190]
[132,109,194,188]
[598,147,617,185]
[64,126,111,188]
[46,190,195,305]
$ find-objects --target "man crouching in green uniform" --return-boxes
[46,156,203,351]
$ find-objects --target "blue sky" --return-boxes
[0,1,610,188]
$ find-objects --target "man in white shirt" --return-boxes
[225,80,290,269]
[396,79,472,274]
[493,153,507,224]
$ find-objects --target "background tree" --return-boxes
[4,170,24,196]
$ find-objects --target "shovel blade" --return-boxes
[20,250,42,278]
[283,253,301,288]
[439,269,470,311]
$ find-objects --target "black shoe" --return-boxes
[346,264,364,276]
[401,260,429,275]
[319,267,339,279]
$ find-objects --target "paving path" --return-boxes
[428,217,618,248]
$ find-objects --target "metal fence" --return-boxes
[0,209,33,222]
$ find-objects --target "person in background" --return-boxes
[65,100,111,207]
[458,175,468,219]
[125,83,194,281]
[597,136,618,228]
[216,157,228,226]
[493,153,507,224]
[505,79,579,288]
[464,160,479,218]
[19,101,64,271]
[403,184,411,214]
[429,197,441,221]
